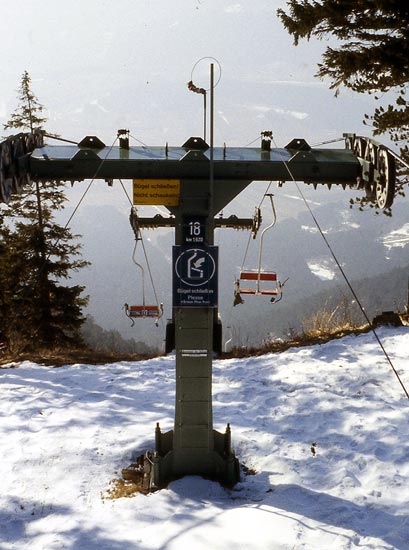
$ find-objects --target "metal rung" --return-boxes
[240,288,278,295]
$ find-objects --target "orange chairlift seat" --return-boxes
[234,194,286,305]
[237,270,279,296]
[125,304,163,319]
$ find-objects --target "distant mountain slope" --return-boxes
[59,182,409,348]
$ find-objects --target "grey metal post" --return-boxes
[149,65,240,487]
[152,169,240,486]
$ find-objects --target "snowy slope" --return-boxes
[2,327,409,549]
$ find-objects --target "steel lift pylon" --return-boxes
[0,122,396,489]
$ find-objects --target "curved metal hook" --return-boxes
[123,303,135,327]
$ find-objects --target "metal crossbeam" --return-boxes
[129,212,254,231]
[1,133,396,209]
[27,142,359,184]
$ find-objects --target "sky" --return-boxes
[2,326,409,549]
[1,0,387,148]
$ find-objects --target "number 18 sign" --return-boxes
[182,216,206,244]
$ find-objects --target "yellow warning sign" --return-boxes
[133,179,180,206]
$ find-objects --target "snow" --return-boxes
[301,224,320,233]
[383,224,409,249]
[2,327,409,549]
[307,259,336,280]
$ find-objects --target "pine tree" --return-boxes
[0,71,89,352]
[3,70,47,133]
[277,2,409,168]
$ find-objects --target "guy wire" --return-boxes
[61,136,119,232]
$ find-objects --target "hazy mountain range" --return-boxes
[60,180,409,350]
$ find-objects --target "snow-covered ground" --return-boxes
[383,223,409,249]
[2,327,409,549]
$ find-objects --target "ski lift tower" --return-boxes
[0,67,397,490]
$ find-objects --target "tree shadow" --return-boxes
[0,359,175,438]
[0,496,138,550]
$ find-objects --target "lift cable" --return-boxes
[313,135,409,170]
[272,136,409,400]
[128,132,184,161]
[310,136,344,147]
[311,135,409,169]
[43,133,79,145]
[129,133,148,148]
[60,136,119,233]
[118,179,164,330]
[384,147,409,170]
[244,135,345,149]
[244,135,264,147]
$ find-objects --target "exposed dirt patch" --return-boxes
[102,478,149,500]
[241,463,257,476]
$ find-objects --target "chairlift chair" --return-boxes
[124,241,163,326]
[124,303,164,326]
[234,194,286,305]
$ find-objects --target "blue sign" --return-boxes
[173,246,218,307]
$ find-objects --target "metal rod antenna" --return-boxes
[209,63,215,226]
[203,92,207,142]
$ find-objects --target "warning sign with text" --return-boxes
[133,179,180,206]
[172,246,218,307]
